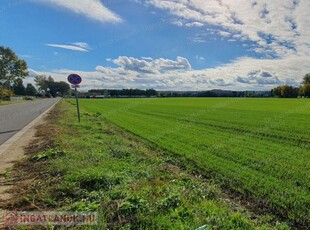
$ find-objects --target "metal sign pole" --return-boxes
[67,74,82,123]
[75,86,81,122]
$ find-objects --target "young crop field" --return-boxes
[78,98,310,227]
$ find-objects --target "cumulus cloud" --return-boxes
[185,22,204,27]
[236,70,281,85]
[24,1,310,91]
[105,0,309,91]
[112,56,191,74]
[28,54,310,91]
[30,0,122,23]
[143,0,310,58]
[46,42,91,52]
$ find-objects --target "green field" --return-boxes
[21,98,309,228]
[78,98,310,227]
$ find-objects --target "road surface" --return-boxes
[0,98,59,145]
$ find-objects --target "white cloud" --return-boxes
[25,1,310,91]
[143,0,310,58]
[171,19,184,27]
[195,55,205,61]
[46,42,91,52]
[219,31,231,37]
[31,0,122,23]
[28,54,310,91]
[184,22,204,27]
[112,56,191,74]
[141,57,154,61]
[103,0,309,91]
[71,42,91,50]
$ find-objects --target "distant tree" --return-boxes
[281,85,299,98]
[45,93,52,98]
[47,81,70,97]
[47,75,54,82]
[13,79,25,96]
[271,86,282,97]
[298,73,310,98]
[146,89,157,97]
[34,75,49,92]
[299,84,310,97]
[302,73,310,85]
[34,75,69,97]
[25,83,37,96]
[0,46,28,90]
[272,85,299,98]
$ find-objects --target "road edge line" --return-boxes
[0,99,60,156]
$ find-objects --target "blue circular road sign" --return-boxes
[67,74,82,85]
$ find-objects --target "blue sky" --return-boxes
[0,0,309,91]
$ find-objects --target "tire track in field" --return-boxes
[99,114,310,228]
[102,107,309,188]
[128,109,310,148]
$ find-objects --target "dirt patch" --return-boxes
[0,127,39,201]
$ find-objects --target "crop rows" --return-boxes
[80,98,310,226]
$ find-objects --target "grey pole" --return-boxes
[75,86,81,122]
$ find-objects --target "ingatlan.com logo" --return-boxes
[2,211,97,226]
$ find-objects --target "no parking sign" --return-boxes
[67,74,82,122]
[67,74,82,85]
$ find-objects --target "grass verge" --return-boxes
[0,100,26,106]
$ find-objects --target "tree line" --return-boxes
[271,74,310,98]
[88,89,157,97]
[34,75,70,97]
[0,46,70,100]
[158,90,272,98]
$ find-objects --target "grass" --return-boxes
[0,99,25,106]
[12,99,292,229]
[74,97,310,228]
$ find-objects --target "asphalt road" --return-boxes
[0,98,59,146]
